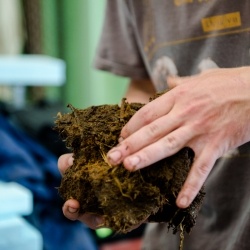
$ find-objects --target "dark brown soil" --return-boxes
[54,98,205,236]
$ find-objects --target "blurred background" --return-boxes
[0,0,128,107]
[0,1,145,250]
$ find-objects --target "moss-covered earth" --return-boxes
[54,98,205,236]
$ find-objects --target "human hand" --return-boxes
[58,153,104,229]
[107,67,250,209]
[58,153,149,231]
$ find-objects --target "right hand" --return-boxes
[106,67,250,209]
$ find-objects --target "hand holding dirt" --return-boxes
[55,99,204,235]
[107,67,250,209]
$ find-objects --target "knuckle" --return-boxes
[162,135,179,151]
[140,107,158,125]
[197,163,210,178]
[182,103,198,117]
[147,122,161,136]
[174,85,189,99]
[117,139,133,154]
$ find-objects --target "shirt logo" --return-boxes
[201,12,241,32]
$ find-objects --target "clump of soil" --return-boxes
[54,98,205,236]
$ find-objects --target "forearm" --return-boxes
[124,79,156,104]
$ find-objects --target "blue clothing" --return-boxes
[0,113,98,250]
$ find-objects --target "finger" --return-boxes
[62,199,80,220]
[108,112,184,166]
[176,147,217,208]
[58,153,74,174]
[63,199,104,229]
[167,75,199,88]
[120,91,175,139]
[167,75,191,88]
[167,76,183,88]
[122,126,195,171]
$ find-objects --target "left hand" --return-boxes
[106,67,250,209]
[58,153,104,229]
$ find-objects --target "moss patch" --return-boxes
[54,98,205,236]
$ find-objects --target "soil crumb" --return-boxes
[54,98,205,235]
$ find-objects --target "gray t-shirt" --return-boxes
[94,1,250,249]
[95,0,250,91]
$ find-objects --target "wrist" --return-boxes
[238,66,250,86]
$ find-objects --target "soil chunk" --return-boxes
[54,98,205,236]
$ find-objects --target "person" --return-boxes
[58,1,250,249]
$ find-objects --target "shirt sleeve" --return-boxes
[93,0,149,79]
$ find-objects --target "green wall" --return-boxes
[41,0,128,108]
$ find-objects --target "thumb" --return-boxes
[167,75,192,88]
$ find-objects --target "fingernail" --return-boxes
[68,207,78,213]
[178,196,188,208]
[127,156,140,170]
[108,150,122,164]
[118,136,124,143]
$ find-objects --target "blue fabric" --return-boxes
[0,114,98,250]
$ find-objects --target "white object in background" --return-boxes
[0,55,66,108]
[0,182,43,250]
[0,0,24,54]
[0,217,43,250]
[0,55,65,85]
[0,181,32,219]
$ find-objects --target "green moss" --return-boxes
[54,99,205,235]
